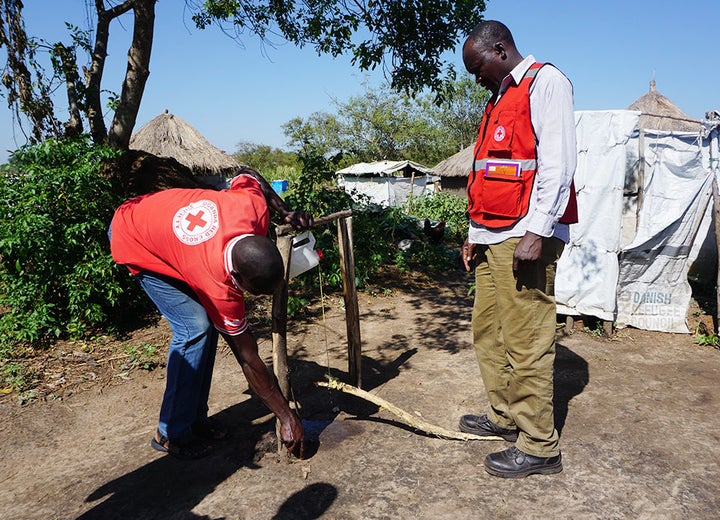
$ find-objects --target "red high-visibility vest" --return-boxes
[467,62,578,228]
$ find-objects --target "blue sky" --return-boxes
[1,0,719,164]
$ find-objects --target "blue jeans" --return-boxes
[136,272,219,440]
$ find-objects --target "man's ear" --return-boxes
[494,42,507,59]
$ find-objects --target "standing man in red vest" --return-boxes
[458,20,578,478]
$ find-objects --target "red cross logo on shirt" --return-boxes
[173,200,220,245]
[185,210,207,231]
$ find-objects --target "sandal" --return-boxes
[192,417,228,441]
[150,430,213,460]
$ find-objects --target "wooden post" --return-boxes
[408,172,415,214]
[272,234,293,400]
[713,178,720,334]
[337,216,362,388]
[602,320,613,337]
[636,129,645,228]
[564,315,575,334]
[272,234,293,453]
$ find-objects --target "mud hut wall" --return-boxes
[439,177,468,197]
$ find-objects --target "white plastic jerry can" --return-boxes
[288,231,320,279]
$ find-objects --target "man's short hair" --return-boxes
[468,20,515,48]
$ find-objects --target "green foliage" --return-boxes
[122,343,161,371]
[283,80,489,166]
[582,321,607,338]
[284,149,354,218]
[284,150,465,295]
[695,325,720,349]
[393,239,458,273]
[0,360,36,393]
[287,296,310,318]
[192,0,486,96]
[233,141,301,181]
[0,137,145,348]
[431,75,491,148]
[282,113,349,162]
[407,191,468,242]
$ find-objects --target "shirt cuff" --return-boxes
[526,209,557,238]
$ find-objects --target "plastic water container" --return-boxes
[271,179,289,194]
[289,231,320,279]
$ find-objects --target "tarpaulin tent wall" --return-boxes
[337,160,436,207]
[556,110,720,333]
[555,110,640,322]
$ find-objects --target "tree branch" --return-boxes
[317,377,504,442]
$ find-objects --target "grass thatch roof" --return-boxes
[628,80,703,133]
[433,145,474,178]
[130,110,239,175]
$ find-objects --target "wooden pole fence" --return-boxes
[271,209,362,452]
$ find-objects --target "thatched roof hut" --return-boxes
[627,80,703,133]
[432,145,474,196]
[433,145,474,178]
[130,110,240,176]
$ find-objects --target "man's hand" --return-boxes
[462,238,477,272]
[513,231,543,272]
[282,210,314,231]
[278,411,306,458]
[222,331,307,457]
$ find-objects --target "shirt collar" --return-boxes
[498,54,537,97]
[224,234,255,291]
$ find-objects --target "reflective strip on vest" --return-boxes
[473,158,537,172]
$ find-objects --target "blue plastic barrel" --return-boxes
[271,179,289,194]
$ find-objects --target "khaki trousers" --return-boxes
[471,236,564,457]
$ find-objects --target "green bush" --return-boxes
[407,190,469,243]
[283,151,466,293]
[0,137,144,348]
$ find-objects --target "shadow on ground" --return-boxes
[554,343,590,434]
[77,345,419,520]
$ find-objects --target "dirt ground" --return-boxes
[1,269,720,520]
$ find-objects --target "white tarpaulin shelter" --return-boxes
[337,160,436,206]
[556,110,720,333]
[615,130,715,332]
[555,110,641,322]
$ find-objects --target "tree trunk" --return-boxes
[107,0,156,150]
[86,1,136,145]
[54,43,83,137]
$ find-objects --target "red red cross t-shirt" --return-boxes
[110,174,269,335]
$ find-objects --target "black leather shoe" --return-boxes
[458,413,518,442]
[484,446,562,478]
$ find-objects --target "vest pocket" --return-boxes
[479,176,525,219]
[486,110,517,157]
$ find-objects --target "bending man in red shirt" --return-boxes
[110,167,312,459]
